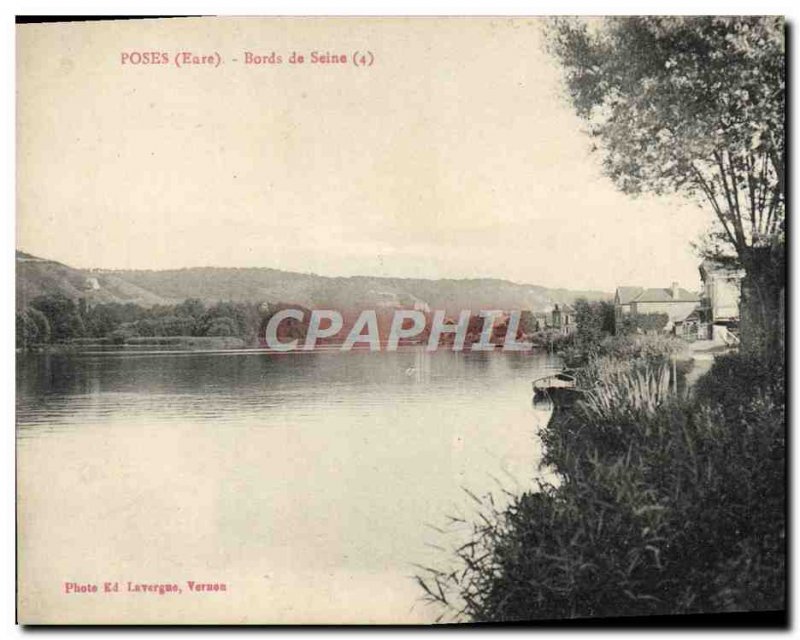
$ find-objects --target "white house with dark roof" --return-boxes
[615,286,645,317]
[614,282,701,331]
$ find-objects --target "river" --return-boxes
[16,348,558,624]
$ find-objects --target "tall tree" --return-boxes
[30,294,85,342]
[547,17,785,359]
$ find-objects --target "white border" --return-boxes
[4,0,798,16]
[3,2,797,638]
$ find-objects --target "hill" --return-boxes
[16,251,611,313]
[16,252,169,308]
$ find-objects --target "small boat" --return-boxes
[532,370,582,408]
[532,370,577,393]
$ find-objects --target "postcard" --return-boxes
[15,15,786,625]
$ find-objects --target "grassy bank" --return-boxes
[20,335,247,352]
[418,337,785,621]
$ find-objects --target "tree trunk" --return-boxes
[739,245,785,367]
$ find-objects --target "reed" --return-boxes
[417,352,785,622]
[578,361,672,423]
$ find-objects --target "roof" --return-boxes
[632,287,700,303]
[677,308,703,323]
[616,287,644,305]
[616,285,699,304]
[699,259,745,280]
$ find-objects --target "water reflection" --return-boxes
[17,348,558,623]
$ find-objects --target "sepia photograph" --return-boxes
[14,13,786,626]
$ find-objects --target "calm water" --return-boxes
[16,348,558,623]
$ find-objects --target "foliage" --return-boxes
[16,307,51,348]
[557,298,616,367]
[174,298,206,319]
[578,362,672,424]
[30,294,85,342]
[418,353,784,621]
[619,312,669,334]
[693,351,784,414]
[547,17,785,358]
[561,324,685,372]
[27,307,51,343]
[18,294,267,347]
[547,16,784,260]
[205,316,240,337]
[16,312,35,348]
[600,333,686,361]
[109,327,139,345]
[17,309,45,348]
[534,329,575,352]
[135,315,196,337]
[195,301,261,339]
[574,298,615,344]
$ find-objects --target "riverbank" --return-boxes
[683,339,736,389]
[17,335,248,354]
[418,334,785,622]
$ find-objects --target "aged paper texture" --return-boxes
[16,16,786,625]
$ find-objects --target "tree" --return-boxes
[597,300,616,335]
[17,309,50,348]
[160,315,195,336]
[26,307,51,343]
[205,317,239,337]
[85,304,121,337]
[548,17,785,360]
[134,318,159,337]
[196,301,262,340]
[175,298,206,320]
[575,298,616,347]
[30,294,85,342]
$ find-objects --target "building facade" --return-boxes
[614,282,701,332]
[551,303,576,335]
[698,260,744,325]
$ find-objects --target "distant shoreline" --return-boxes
[17,336,247,354]
[17,340,551,357]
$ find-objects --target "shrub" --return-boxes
[419,354,785,621]
[559,332,685,371]
[16,307,51,348]
[205,316,239,337]
[30,294,85,342]
[693,352,784,411]
[600,333,686,361]
[619,312,670,335]
[577,362,672,424]
[109,327,139,345]
[574,298,616,341]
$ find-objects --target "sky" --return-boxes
[16,17,717,292]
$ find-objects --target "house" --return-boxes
[551,303,576,335]
[533,311,550,332]
[521,310,549,333]
[698,260,744,325]
[614,286,644,320]
[614,282,700,332]
[523,305,576,336]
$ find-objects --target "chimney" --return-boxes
[671,282,679,299]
